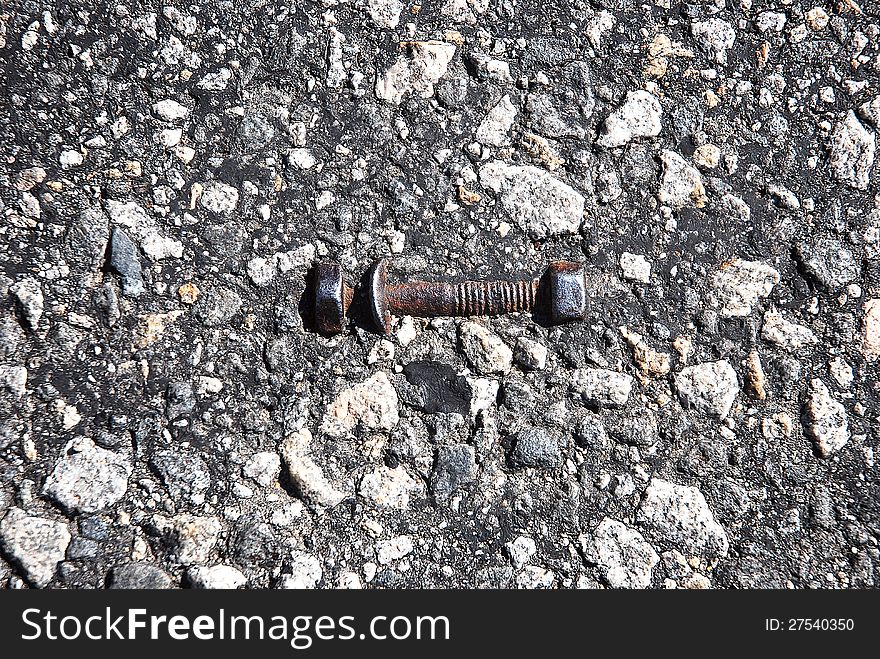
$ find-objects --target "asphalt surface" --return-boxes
[0,0,878,589]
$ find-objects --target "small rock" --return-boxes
[864,299,880,360]
[200,181,240,213]
[675,360,739,419]
[828,357,853,389]
[151,514,221,564]
[281,428,347,508]
[859,96,880,127]
[109,562,173,589]
[0,365,27,397]
[744,350,767,400]
[431,444,476,500]
[0,508,70,587]
[636,478,729,557]
[761,311,818,350]
[690,18,735,64]
[693,144,721,169]
[376,535,414,564]
[195,287,242,327]
[514,337,548,370]
[476,95,517,146]
[795,238,860,290]
[592,518,659,589]
[620,252,651,283]
[279,551,323,588]
[504,536,537,570]
[375,40,456,105]
[166,381,195,419]
[358,465,422,509]
[507,426,562,469]
[9,277,44,330]
[152,99,189,122]
[13,166,47,191]
[805,379,849,457]
[43,438,132,514]
[829,110,875,190]
[459,321,513,375]
[366,0,403,28]
[105,200,183,261]
[570,368,633,407]
[187,565,247,589]
[756,11,787,33]
[320,371,399,438]
[597,90,662,148]
[109,227,145,297]
[479,160,585,239]
[709,258,780,317]
[515,566,555,588]
[150,449,212,506]
[59,149,84,168]
[243,451,281,488]
[619,327,670,377]
[658,150,707,208]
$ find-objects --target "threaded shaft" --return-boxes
[386,278,538,318]
[453,279,537,316]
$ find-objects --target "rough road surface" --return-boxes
[1,1,879,589]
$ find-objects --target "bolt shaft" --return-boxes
[386,278,539,318]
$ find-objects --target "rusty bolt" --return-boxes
[365,259,587,334]
[313,262,354,335]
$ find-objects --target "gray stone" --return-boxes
[658,150,707,208]
[591,518,659,589]
[243,451,281,488]
[504,536,537,569]
[690,18,735,64]
[9,277,44,330]
[570,368,633,407]
[166,381,196,419]
[281,428,347,508]
[636,478,729,557]
[320,371,399,438]
[761,311,818,350]
[479,161,585,239]
[150,449,212,506]
[507,426,562,469]
[280,550,323,588]
[796,238,860,289]
[187,564,247,589]
[358,465,422,508]
[675,360,739,419]
[0,365,27,397]
[475,95,517,146]
[151,514,221,564]
[597,90,662,148]
[195,287,242,327]
[829,110,875,190]
[109,227,145,297]
[109,562,173,589]
[431,444,476,500]
[805,379,849,457]
[459,321,513,375]
[43,438,132,514]
[0,508,70,587]
[514,337,548,370]
[709,259,780,317]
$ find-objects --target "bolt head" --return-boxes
[314,262,349,335]
[366,259,391,334]
[547,261,587,324]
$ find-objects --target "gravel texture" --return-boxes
[0,1,878,590]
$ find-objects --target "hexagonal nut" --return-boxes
[547,261,587,324]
